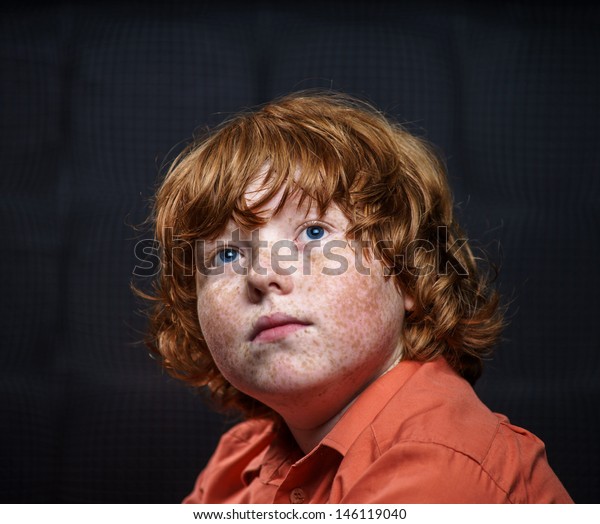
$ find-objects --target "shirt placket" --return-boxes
[272,445,341,504]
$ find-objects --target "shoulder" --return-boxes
[219,417,274,443]
[343,359,572,503]
[206,417,275,465]
[182,417,275,503]
[370,358,501,461]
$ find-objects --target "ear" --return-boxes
[403,292,415,313]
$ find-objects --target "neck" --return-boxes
[278,359,403,454]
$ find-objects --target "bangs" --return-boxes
[181,109,361,240]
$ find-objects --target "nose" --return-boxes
[246,240,295,303]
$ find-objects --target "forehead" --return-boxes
[243,165,279,210]
[214,186,345,244]
[243,163,298,206]
[238,186,323,233]
[240,165,322,220]
[198,159,352,243]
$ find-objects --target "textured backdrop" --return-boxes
[1,0,598,503]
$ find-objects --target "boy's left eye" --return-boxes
[301,225,326,241]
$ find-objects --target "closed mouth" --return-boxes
[250,313,312,342]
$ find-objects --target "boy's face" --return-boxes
[195,172,413,429]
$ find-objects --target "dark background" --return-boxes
[1,0,598,503]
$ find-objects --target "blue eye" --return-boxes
[215,248,240,265]
[305,225,325,240]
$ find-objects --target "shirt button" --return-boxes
[290,487,306,504]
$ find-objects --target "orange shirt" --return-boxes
[183,358,573,504]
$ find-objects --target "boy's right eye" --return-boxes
[213,247,240,266]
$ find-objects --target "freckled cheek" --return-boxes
[307,256,403,353]
[301,242,351,276]
[196,281,245,356]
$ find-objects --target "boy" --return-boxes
[145,91,572,503]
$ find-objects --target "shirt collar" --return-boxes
[241,421,302,487]
[321,359,422,455]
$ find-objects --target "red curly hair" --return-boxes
[141,91,504,418]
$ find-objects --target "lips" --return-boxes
[250,312,312,343]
